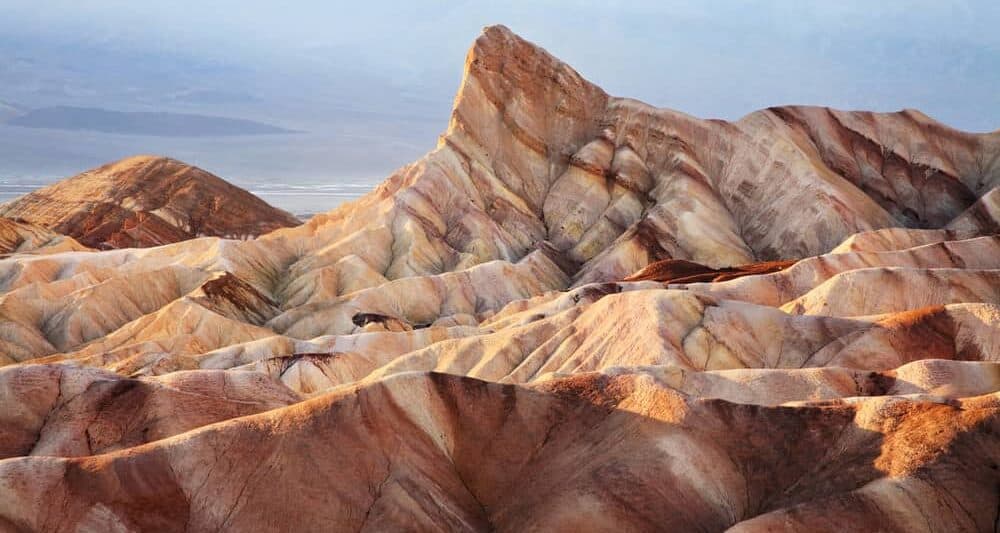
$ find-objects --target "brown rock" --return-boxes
[0,373,996,531]
[0,217,91,256]
[0,155,300,249]
[624,258,796,283]
[0,25,996,532]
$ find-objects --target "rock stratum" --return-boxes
[0,25,998,532]
[0,217,91,257]
[0,155,301,249]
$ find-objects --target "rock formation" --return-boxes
[0,217,90,256]
[0,155,301,249]
[624,258,796,283]
[0,25,997,532]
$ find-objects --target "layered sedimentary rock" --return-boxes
[0,156,301,249]
[0,372,996,532]
[0,364,299,459]
[0,25,998,532]
[624,258,796,283]
[0,217,90,256]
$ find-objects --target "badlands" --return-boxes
[0,25,998,532]
[0,156,301,249]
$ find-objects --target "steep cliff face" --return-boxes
[0,155,301,249]
[0,25,997,532]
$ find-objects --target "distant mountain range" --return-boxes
[0,30,445,185]
[3,105,297,137]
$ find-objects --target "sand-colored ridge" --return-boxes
[0,25,997,532]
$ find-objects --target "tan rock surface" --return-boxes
[0,217,90,256]
[683,235,1000,307]
[0,364,298,459]
[0,373,996,532]
[0,25,997,532]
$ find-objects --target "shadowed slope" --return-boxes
[0,373,995,532]
[0,217,90,256]
[624,258,796,283]
[0,364,299,459]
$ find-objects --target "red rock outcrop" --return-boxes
[0,155,301,249]
[0,217,90,256]
[624,258,796,283]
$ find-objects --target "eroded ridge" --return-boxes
[0,25,997,532]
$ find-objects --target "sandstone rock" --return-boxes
[0,217,91,256]
[780,267,1000,316]
[0,373,995,532]
[0,155,301,249]
[0,364,299,459]
[683,235,1000,307]
[624,258,796,283]
[0,25,996,532]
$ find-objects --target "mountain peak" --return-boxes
[0,155,300,249]
[0,26,998,532]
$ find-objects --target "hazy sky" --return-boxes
[3,0,998,131]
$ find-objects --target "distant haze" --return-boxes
[1,1,998,215]
[9,106,296,136]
